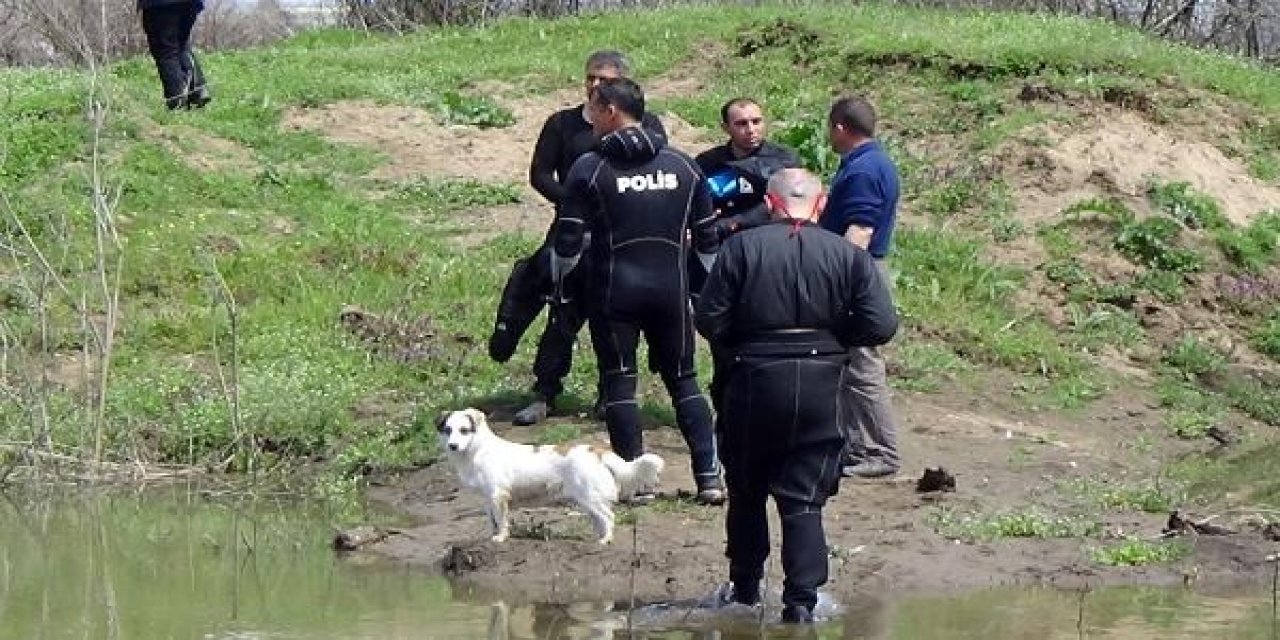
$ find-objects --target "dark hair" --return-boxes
[719,97,760,124]
[592,77,646,121]
[585,50,631,76]
[828,96,876,138]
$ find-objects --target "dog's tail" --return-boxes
[603,452,665,501]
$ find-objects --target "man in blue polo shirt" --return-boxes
[819,96,902,479]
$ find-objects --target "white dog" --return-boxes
[437,408,664,545]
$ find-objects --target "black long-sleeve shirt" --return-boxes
[553,125,718,316]
[694,140,801,236]
[695,220,897,352]
[529,104,667,207]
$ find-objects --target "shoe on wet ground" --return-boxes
[512,400,549,426]
[841,460,898,479]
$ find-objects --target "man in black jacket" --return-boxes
[552,78,724,505]
[138,0,210,110]
[693,98,801,413]
[489,50,667,426]
[694,98,802,242]
[695,168,897,623]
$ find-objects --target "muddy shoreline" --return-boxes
[362,390,1280,606]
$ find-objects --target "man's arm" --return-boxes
[836,248,898,348]
[529,112,567,205]
[551,155,598,282]
[694,237,741,345]
[716,147,804,234]
[821,170,883,244]
[688,165,720,264]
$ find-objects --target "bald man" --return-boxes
[695,168,898,623]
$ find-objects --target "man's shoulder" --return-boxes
[694,144,732,168]
[759,140,801,165]
[543,104,585,128]
[658,145,700,171]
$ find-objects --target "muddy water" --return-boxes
[1,486,1276,639]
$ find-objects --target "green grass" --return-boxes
[930,508,1103,541]
[2,2,1278,494]
[1059,477,1184,514]
[1091,537,1191,567]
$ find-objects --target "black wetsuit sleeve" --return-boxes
[837,250,899,348]
[694,237,741,345]
[689,167,719,256]
[530,113,567,205]
[553,155,597,259]
[713,145,803,235]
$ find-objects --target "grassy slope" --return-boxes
[0,4,1277,498]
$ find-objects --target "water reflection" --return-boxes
[0,486,1276,639]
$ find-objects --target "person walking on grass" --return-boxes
[819,96,903,479]
[551,78,724,505]
[695,168,898,623]
[138,0,210,110]
[488,50,667,427]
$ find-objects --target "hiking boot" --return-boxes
[512,400,549,426]
[781,604,814,624]
[626,491,656,506]
[187,84,211,109]
[841,460,898,479]
[696,476,726,506]
[709,580,760,607]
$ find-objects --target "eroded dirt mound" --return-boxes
[144,123,259,174]
[281,83,715,190]
[1011,111,1279,226]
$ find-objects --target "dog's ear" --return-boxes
[435,410,451,433]
[464,408,486,431]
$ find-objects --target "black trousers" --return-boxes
[141,3,205,109]
[589,308,718,484]
[719,354,846,611]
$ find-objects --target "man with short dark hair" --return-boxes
[696,168,897,623]
[695,98,802,241]
[488,50,668,426]
[693,98,802,414]
[819,96,903,479]
[552,78,724,505]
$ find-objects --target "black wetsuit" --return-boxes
[553,125,721,485]
[488,105,666,405]
[692,139,802,411]
[694,140,802,239]
[694,219,897,614]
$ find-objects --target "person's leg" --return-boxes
[840,346,900,477]
[771,357,845,622]
[177,4,209,107]
[646,306,720,503]
[590,316,644,460]
[719,360,769,604]
[141,5,189,109]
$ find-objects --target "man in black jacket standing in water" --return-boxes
[695,168,897,622]
[551,78,724,505]
[489,51,668,427]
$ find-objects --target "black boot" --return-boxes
[781,604,813,624]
